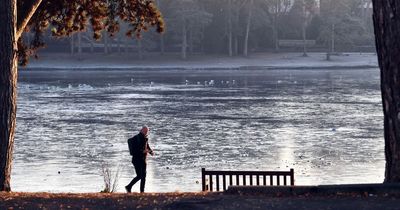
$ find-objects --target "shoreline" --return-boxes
[2,184,400,209]
[21,65,379,71]
[22,52,379,71]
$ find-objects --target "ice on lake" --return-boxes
[12,69,384,193]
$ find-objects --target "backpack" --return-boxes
[127,137,137,156]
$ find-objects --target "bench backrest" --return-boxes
[201,168,294,192]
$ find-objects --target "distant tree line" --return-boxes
[32,0,374,59]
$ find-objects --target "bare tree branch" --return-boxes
[16,0,43,40]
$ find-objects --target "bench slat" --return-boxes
[223,175,227,191]
[216,175,220,191]
[209,175,213,192]
[284,175,287,186]
[256,175,260,186]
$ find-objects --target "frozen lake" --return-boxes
[12,68,384,193]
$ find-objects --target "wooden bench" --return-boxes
[201,168,294,192]
[278,39,316,47]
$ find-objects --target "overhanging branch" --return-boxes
[16,0,43,40]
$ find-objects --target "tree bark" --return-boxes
[0,0,18,192]
[372,0,400,183]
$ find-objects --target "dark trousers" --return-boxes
[127,159,147,192]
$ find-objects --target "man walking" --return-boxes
[126,126,154,193]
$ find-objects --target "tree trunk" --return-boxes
[302,23,307,57]
[70,34,75,55]
[243,0,253,57]
[138,39,143,60]
[372,0,400,183]
[227,0,233,57]
[272,15,279,52]
[326,23,335,61]
[234,8,239,55]
[181,17,187,60]
[189,29,194,54]
[160,35,165,55]
[117,37,121,54]
[234,36,238,55]
[201,26,205,54]
[302,0,308,57]
[156,0,165,55]
[90,40,94,53]
[77,33,82,58]
[125,38,129,53]
[331,23,335,53]
[104,32,108,54]
[326,52,330,61]
[273,2,280,52]
[0,0,18,192]
[361,0,366,21]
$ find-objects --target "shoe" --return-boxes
[125,186,131,193]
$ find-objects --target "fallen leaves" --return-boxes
[1,191,400,210]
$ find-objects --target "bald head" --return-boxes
[140,126,149,137]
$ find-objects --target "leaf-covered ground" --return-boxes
[1,192,400,210]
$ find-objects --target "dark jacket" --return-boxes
[128,132,152,162]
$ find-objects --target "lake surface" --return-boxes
[12,68,384,192]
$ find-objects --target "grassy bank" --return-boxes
[23,52,378,71]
